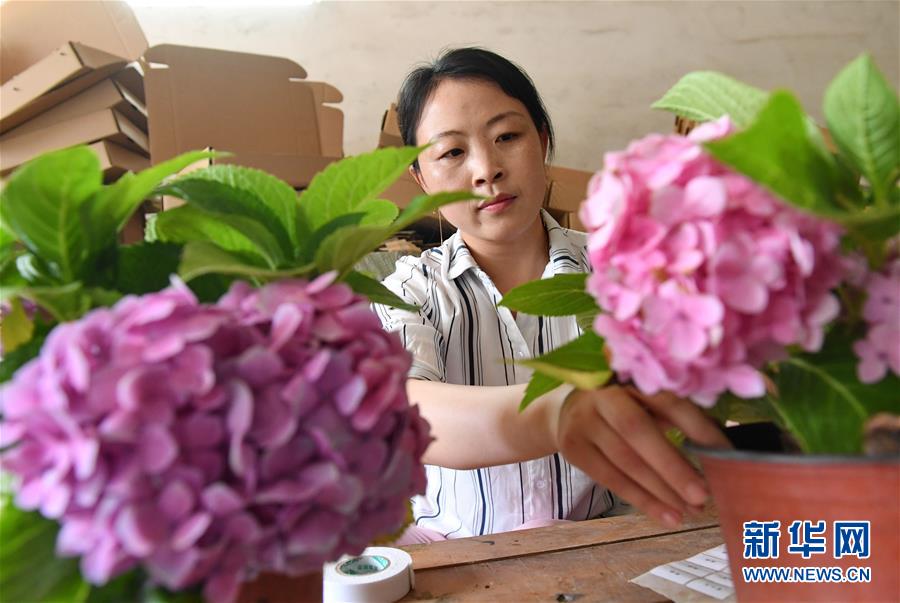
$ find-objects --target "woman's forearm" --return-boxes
[407,379,573,469]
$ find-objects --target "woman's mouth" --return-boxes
[478,194,517,213]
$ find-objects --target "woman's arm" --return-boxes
[410,378,732,527]
[408,380,571,469]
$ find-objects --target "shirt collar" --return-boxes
[444,209,584,280]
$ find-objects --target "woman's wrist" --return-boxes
[541,383,576,451]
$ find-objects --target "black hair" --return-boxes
[397,47,555,171]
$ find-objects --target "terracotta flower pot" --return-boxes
[690,424,900,602]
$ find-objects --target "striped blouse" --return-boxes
[374,210,616,538]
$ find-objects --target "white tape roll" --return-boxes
[323,547,415,603]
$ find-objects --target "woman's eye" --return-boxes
[440,148,463,160]
[497,132,519,143]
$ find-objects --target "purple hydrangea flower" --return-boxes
[0,275,430,602]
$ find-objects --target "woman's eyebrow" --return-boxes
[485,110,527,127]
[429,111,528,143]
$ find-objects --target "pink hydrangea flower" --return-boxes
[580,116,846,406]
[0,275,430,602]
[854,258,900,383]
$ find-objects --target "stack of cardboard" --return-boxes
[0,1,151,179]
[1,1,347,244]
[376,104,589,231]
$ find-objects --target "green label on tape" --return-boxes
[338,555,391,576]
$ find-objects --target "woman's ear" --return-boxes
[540,127,549,160]
[410,165,428,192]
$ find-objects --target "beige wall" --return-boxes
[132,0,899,171]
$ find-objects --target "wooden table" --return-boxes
[399,510,722,602]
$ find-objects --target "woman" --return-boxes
[375,48,730,544]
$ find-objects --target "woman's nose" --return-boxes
[470,149,504,189]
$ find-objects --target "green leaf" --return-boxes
[157,165,296,255]
[520,371,564,411]
[705,91,841,215]
[823,54,900,205]
[359,199,400,226]
[155,205,285,268]
[83,571,146,603]
[0,498,89,603]
[798,328,900,418]
[0,247,27,291]
[500,273,599,317]
[706,392,778,425]
[1,147,102,280]
[575,311,596,332]
[2,254,59,296]
[519,330,611,392]
[86,150,216,254]
[344,270,418,311]
[16,283,92,322]
[0,326,46,383]
[768,356,868,454]
[0,211,15,249]
[315,191,473,276]
[141,584,204,603]
[300,146,424,230]
[652,71,769,128]
[0,297,34,354]
[178,241,314,283]
[839,205,900,244]
[115,242,183,294]
[297,212,367,264]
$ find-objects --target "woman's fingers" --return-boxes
[589,406,687,513]
[597,387,711,508]
[560,432,684,528]
[629,387,732,450]
[555,385,730,526]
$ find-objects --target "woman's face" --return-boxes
[412,78,548,246]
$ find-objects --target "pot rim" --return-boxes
[684,441,900,466]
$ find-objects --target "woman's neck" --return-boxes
[462,214,549,295]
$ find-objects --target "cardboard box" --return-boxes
[379,103,404,148]
[546,165,592,214]
[144,44,333,160]
[0,108,148,175]
[1,0,147,84]
[113,66,146,105]
[306,81,344,157]
[5,76,147,138]
[1,42,128,134]
[143,45,341,188]
[89,140,150,181]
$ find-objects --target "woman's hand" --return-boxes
[551,385,732,528]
